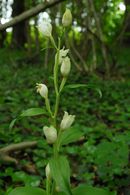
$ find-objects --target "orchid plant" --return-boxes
[8,8,116,195]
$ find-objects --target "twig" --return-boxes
[0,141,37,164]
[0,0,66,31]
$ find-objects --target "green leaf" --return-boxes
[7,187,46,195]
[93,141,129,177]
[11,171,41,187]
[20,108,47,117]
[9,108,47,130]
[65,84,102,98]
[72,185,116,195]
[49,156,72,195]
[95,88,102,98]
[9,119,17,130]
[65,84,87,89]
[41,46,53,51]
[59,126,84,146]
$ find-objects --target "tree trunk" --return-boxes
[86,0,97,72]
[0,25,6,48]
[88,0,110,77]
[11,0,27,48]
[0,0,6,47]
[0,0,66,31]
[32,0,40,54]
[121,0,130,46]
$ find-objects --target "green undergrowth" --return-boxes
[0,49,130,193]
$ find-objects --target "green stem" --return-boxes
[45,97,53,118]
[56,128,63,152]
[59,77,67,93]
[54,94,60,124]
[53,78,67,125]
[53,38,61,126]
[52,39,62,163]
[46,179,51,195]
[53,142,58,158]
[53,38,61,96]
[50,36,58,50]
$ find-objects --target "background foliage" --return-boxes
[0,0,130,194]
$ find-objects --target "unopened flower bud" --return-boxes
[43,126,57,144]
[60,57,71,77]
[38,21,52,37]
[36,83,48,99]
[62,9,72,27]
[45,163,51,180]
[60,111,75,130]
[55,47,69,64]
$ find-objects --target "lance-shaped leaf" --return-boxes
[20,108,47,117]
[9,108,47,130]
[72,184,117,195]
[59,126,84,146]
[49,156,72,195]
[65,84,102,98]
[7,186,46,195]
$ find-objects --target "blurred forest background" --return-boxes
[0,0,130,194]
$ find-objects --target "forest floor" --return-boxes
[0,49,130,194]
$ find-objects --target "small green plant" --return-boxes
[7,9,116,195]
